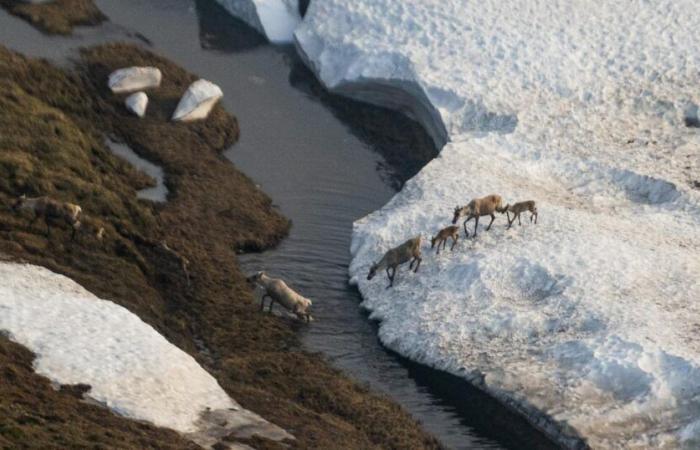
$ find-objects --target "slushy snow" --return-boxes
[296,1,700,448]
[0,262,291,444]
[214,0,301,43]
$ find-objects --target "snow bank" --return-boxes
[0,262,291,443]
[298,1,700,447]
[214,0,301,43]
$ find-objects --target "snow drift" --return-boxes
[296,1,700,448]
[214,0,301,43]
[0,262,291,444]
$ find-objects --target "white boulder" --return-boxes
[125,92,148,118]
[215,0,301,43]
[172,79,223,122]
[108,67,162,94]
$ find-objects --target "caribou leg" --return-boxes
[486,213,495,231]
[463,216,473,238]
[414,257,422,272]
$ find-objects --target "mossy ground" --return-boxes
[0,0,106,35]
[0,43,442,449]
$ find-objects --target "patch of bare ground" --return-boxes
[0,0,106,35]
[0,43,442,449]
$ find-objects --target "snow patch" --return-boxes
[0,262,292,444]
[214,0,301,43]
[299,1,700,447]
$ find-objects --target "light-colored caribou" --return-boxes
[247,271,313,322]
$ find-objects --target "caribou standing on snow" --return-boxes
[247,271,313,322]
[431,225,460,254]
[452,194,505,238]
[502,200,538,228]
[367,236,422,288]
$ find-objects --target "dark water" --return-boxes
[0,2,558,448]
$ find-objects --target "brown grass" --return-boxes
[0,0,106,35]
[0,43,442,449]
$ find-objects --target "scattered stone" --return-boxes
[108,67,162,94]
[172,79,223,122]
[125,91,148,118]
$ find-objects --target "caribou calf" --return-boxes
[431,225,459,254]
[367,236,422,288]
[502,200,538,228]
[12,195,82,239]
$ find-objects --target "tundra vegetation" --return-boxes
[0,0,106,35]
[0,44,441,449]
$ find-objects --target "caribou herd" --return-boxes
[10,192,536,323]
[368,194,538,289]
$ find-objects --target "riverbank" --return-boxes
[0,41,441,449]
[0,0,106,35]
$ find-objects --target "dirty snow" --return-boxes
[0,262,292,444]
[297,1,700,448]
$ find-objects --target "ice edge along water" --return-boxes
[294,1,700,449]
[0,262,292,445]
[214,0,301,43]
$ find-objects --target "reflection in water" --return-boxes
[0,2,558,448]
[194,0,266,52]
[288,57,438,190]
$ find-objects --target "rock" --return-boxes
[125,92,148,118]
[172,80,223,122]
[108,67,162,94]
